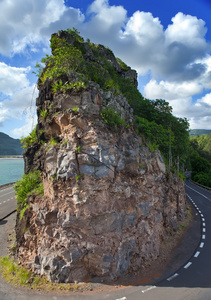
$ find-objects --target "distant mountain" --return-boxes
[189,129,211,137]
[0,132,23,155]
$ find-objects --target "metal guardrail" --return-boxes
[190,179,211,191]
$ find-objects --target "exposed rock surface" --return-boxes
[16,30,187,283]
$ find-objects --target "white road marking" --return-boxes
[141,286,156,293]
[186,185,211,201]
[203,223,206,227]
[115,297,127,300]
[203,228,206,233]
[0,190,14,198]
[184,262,192,269]
[167,273,179,281]
[200,242,204,248]
[202,235,206,239]
[194,251,200,258]
[202,218,205,221]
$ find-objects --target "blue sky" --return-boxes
[1,0,211,138]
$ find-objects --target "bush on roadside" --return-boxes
[14,169,44,214]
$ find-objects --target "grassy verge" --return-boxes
[0,256,93,293]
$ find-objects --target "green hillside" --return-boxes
[0,132,23,155]
[189,129,211,137]
[189,133,211,187]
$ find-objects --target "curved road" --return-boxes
[1,181,211,299]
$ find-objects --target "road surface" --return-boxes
[0,185,16,221]
[1,180,211,299]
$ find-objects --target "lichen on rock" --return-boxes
[16,29,187,283]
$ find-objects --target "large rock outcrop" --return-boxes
[16,30,187,283]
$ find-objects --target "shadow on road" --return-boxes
[0,220,7,226]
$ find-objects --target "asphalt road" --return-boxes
[123,180,211,300]
[0,185,16,221]
[1,180,211,299]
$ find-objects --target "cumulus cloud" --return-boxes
[0,84,38,137]
[3,85,38,117]
[1,0,211,131]
[11,113,38,138]
[0,62,38,136]
[144,79,203,100]
[0,103,9,126]
[0,0,66,55]
[1,0,209,83]
[0,63,30,95]
[184,94,211,129]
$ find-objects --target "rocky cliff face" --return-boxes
[16,30,187,283]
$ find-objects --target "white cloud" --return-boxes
[0,0,211,130]
[144,79,203,100]
[189,116,211,129]
[159,93,211,130]
[1,0,209,84]
[87,0,127,29]
[0,0,66,55]
[4,85,38,117]
[0,67,38,135]
[11,114,38,138]
[0,103,9,125]
[165,12,207,48]
[198,92,211,106]
[0,63,30,95]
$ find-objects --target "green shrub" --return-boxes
[72,106,79,113]
[49,137,59,146]
[14,169,44,212]
[75,145,83,153]
[40,109,49,120]
[40,35,84,84]
[75,174,83,181]
[21,127,38,149]
[62,139,68,147]
[100,108,125,130]
[192,172,211,188]
[52,79,86,94]
[116,57,130,71]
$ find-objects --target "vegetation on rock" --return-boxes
[189,133,211,187]
[32,28,190,173]
[14,169,43,218]
[21,127,38,149]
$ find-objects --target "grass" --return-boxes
[0,256,94,292]
[0,256,35,287]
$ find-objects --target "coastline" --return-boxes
[0,182,16,190]
[0,156,23,159]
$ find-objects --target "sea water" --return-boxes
[0,158,24,186]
